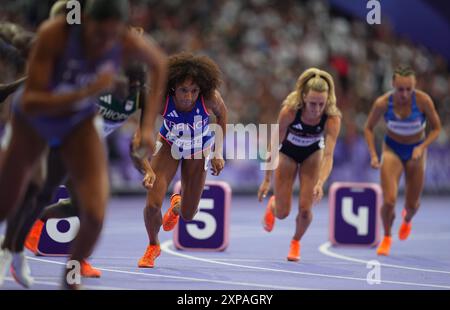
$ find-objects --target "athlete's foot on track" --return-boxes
[163,194,181,231]
[263,196,275,232]
[398,209,412,240]
[25,220,45,254]
[377,236,392,256]
[138,245,161,268]
[80,259,101,278]
[287,239,300,262]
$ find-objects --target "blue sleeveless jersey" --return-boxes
[13,25,122,147]
[384,91,426,136]
[159,96,214,158]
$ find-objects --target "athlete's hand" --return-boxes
[312,183,324,204]
[142,167,156,189]
[370,156,381,169]
[258,179,271,202]
[412,145,425,160]
[211,158,225,176]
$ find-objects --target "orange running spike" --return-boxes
[376,236,392,256]
[287,239,301,262]
[162,194,181,231]
[138,245,161,268]
[24,220,44,254]
[80,259,101,278]
[262,196,275,232]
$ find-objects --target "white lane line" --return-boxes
[161,240,450,289]
[319,242,450,275]
[26,255,311,290]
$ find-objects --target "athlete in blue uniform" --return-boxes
[0,61,147,288]
[258,68,341,262]
[0,0,167,289]
[132,53,227,268]
[364,66,441,256]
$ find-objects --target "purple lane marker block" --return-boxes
[173,181,231,251]
[38,186,80,256]
[329,182,381,247]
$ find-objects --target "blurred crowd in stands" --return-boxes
[1,0,449,192]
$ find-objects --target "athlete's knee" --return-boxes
[274,197,291,219]
[298,208,312,220]
[274,207,290,220]
[383,196,397,209]
[405,202,420,212]
[145,199,162,214]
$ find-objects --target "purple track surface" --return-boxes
[1,196,450,290]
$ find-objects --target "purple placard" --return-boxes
[173,181,231,251]
[329,182,381,246]
[37,186,79,256]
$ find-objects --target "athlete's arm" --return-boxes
[257,103,296,201]
[22,19,114,116]
[364,96,387,169]
[123,31,168,156]
[206,90,227,157]
[130,130,152,174]
[130,130,156,189]
[129,70,152,176]
[413,92,441,159]
[204,90,227,176]
[313,115,341,203]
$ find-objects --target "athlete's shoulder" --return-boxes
[414,89,433,105]
[325,114,341,130]
[37,16,66,37]
[279,105,297,124]
[34,17,67,51]
[414,89,435,115]
[373,92,390,110]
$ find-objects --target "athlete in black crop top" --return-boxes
[279,108,328,164]
[257,68,341,262]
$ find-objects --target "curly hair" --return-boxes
[167,52,222,100]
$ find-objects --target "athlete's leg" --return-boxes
[294,149,323,241]
[403,152,426,222]
[380,146,404,236]
[272,153,298,219]
[143,141,179,245]
[0,115,46,287]
[377,145,404,255]
[58,116,108,287]
[177,157,207,220]
[262,153,298,233]
[139,140,179,268]
[12,149,68,252]
[399,151,427,240]
[0,115,46,221]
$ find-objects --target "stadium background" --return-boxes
[1,0,449,195]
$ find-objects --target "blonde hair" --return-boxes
[49,0,68,19]
[282,68,341,117]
